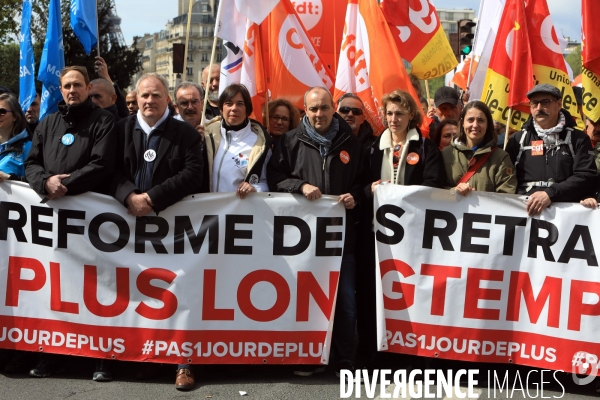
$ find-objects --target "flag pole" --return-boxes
[95,0,100,56]
[425,79,431,110]
[182,0,194,79]
[333,0,337,75]
[503,107,512,150]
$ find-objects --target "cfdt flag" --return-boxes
[525,0,579,121]
[38,0,65,120]
[334,0,421,134]
[260,0,335,109]
[582,0,600,123]
[19,0,36,111]
[381,0,457,80]
[481,0,533,129]
[70,0,98,55]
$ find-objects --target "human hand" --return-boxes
[580,198,598,209]
[338,193,356,209]
[126,192,153,216]
[236,181,256,199]
[455,182,474,196]
[301,183,322,200]
[94,56,112,82]
[44,174,70,199]
[526,191,551,216]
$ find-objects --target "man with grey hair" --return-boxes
[201,63,221,120]
[109,72,204,390]
[268,86,363,377]
[173,81,205,131]
[90,78,120,121]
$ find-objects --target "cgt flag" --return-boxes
[525,0,580,124]
[582,0,600,123]
[481,0,533,129]
[334,0,423,135]
[70,0,98,55]
[38,0,65,120]
[19,0,36,111]
[381,0,457,80]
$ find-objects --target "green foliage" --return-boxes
[0,43,20,93]
[0,0,21,43]
[565,45,582,78]
[421,76,446,101]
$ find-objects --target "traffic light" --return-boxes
[457,19,476,56]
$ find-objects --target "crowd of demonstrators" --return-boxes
[202,63,221,120]
[431,118,457,150]
[268,87,363,377]
[442,101,517,195]
[2,62,600,390]
[264,98,300,146]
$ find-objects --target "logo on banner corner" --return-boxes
[571,351,598,385]
[293,0,322,31]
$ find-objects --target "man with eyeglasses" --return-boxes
[505,83,596,216]
[173,81,206,133]
[337,93,376,149]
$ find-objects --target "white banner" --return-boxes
[0,182,345,364]
[375,184,600,374]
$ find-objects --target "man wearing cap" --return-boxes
[336,93,376,149]
[427,86,462,131]
[505,83,596,216]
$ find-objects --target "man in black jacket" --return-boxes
[24,65,117,379]
[26,66,117,200]
[268,86,362,377]
[506,83,596,216]
[109,73,203,391]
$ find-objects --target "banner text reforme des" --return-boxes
[375,185,600,374]
[0,183,345,364]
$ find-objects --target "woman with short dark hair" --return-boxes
[431,119,458,150]
[442,101,517,195]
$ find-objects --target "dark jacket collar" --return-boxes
[58,97,97,124]
[298,113,353,146]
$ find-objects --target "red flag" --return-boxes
[334,0,425,135]
[481,0,533,128]
[381,0,458,80]
[581,0,600,122]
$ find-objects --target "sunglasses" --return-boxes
[338,106,363,116]
[392,144,401,167]
[0,108,14,117]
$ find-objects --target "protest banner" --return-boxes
[375,184,600,374]
[0,182,345,365]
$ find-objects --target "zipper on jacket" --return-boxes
[215,131,231,192]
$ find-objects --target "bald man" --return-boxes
[90,78,120,121]
[268,86,363,377]
[201,63,220,120]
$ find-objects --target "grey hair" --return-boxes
[174,81,205,104]
[337,92,363,106]
[135,73,170,96]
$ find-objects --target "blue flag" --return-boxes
[70,0,98,55]
[38,0,65,120]
[19,0,36,112]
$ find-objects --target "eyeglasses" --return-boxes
[529,99,557,108]
[338,106,364,116]
[270,115,290,123]
[0,108,14,116]
[178,99,201,108]
[392,144,401,167]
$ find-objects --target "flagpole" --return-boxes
[503,107,512,150]
[424,79,431,110]
[95,0,100,56]
[182,0,194,79]
[333,0,337,76]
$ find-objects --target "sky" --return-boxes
[114,0,581,46]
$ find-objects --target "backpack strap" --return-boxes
[514,130,529,168]
[458,148,497,185]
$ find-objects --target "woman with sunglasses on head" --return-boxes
[264,99,300,146]
[442,101,517,195]
[0,93,32,182]
[355,89,445,369]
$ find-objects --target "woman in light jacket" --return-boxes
[442,101,517,195]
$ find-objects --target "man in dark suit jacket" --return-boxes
[111,73,204,217]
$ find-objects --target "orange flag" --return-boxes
[451,55,478,91]
[334,0,425,135]
[582,0,600,123]
[381,0,458,80]
[261,0,335,109]
[525,0,579,119]
[481,0,533,129]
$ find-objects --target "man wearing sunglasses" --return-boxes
[506,83,596,216]
[337,93,376,150]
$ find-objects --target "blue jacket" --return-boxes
[0,130,32,179]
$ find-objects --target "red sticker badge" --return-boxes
[406,152,420,165]
[531,140,544,156]
[340,150,350,164]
